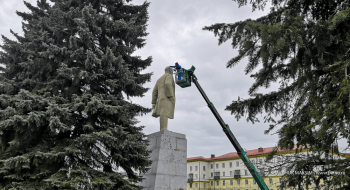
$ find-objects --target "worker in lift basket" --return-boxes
[174,62,182,81]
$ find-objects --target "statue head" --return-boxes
[165,66,173,75]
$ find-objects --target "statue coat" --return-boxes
[152,72,175,119]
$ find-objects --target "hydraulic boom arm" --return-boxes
[190,72,269,190]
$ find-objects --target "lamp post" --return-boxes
[213,160,215,190]
[199,161,200,190]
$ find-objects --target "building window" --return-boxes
[259,159,262,164]
[215,172,220,176]
[223,180,226,186]
[245,179,248,185]
[237,180,240,185]
[217,181,219,186]
[203,174,206,179]
[190,183,192,188]
[190,166,192,171]
[252,160,255,165]
[245,170,248,175]
[195,174,198,179]
[260,168,265,176]
[253,179,256,184]
[279,178,282,183]
[269,178,273,184]
[195,166,198,171]
[236,161,239,167]
[203,166,206,171]
[230,171,233,176]
[230,162,232,167]
[195,183,198,188]
[230,180,233,185]
[204,183,206,188]
[216,164,219,169]
[211,164,213,169]
[234,169,240,176]
[211,181,213,186]
[222,163,225,168]
[211,172,213,177]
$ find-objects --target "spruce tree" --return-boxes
[0,0,152,189]
[203,0,350,189]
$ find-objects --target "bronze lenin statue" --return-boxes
[151,66,175,131]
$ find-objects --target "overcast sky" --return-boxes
[1,0,348,159]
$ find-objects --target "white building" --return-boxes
[187,146,347,190]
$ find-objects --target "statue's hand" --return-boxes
[152,104,155,108]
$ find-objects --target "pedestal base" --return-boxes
[139,130,187,190]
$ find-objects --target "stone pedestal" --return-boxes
[139,130,187,190]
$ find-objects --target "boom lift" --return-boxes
[172,63,269,190]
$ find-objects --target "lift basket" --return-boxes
[175,65,195,88]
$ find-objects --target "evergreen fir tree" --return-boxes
[0,0,152,189]
[203,0,350,189]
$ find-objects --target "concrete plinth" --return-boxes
[140,130,187,190]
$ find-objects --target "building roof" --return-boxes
[187,145,302,161]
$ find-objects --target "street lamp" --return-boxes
[199,161,200,190]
